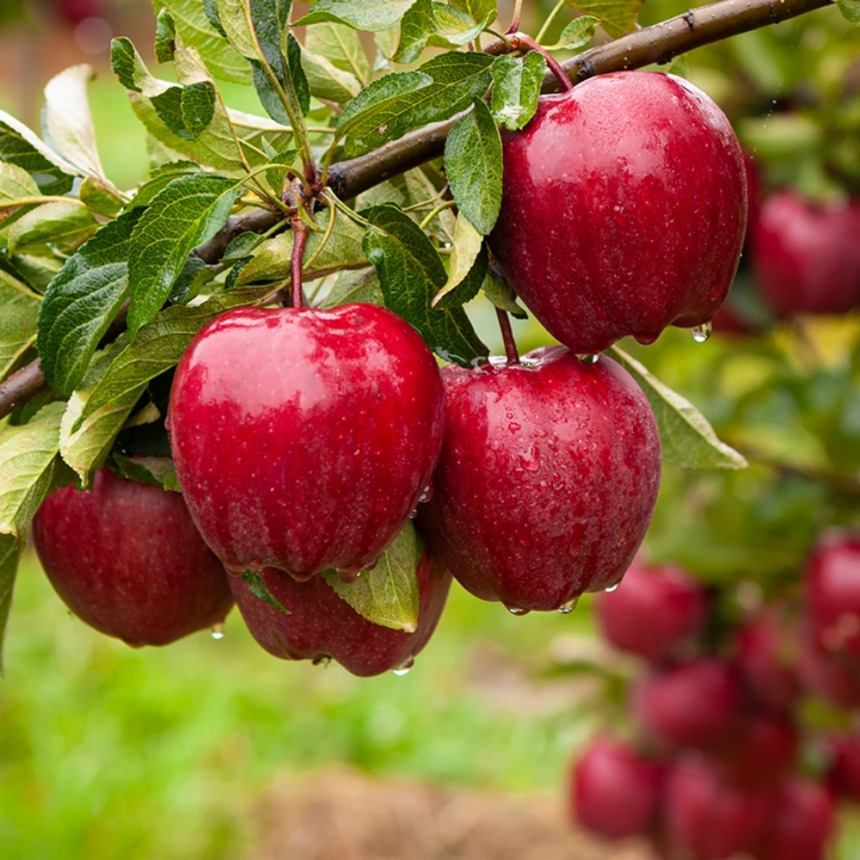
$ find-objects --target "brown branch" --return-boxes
[0,0,839,421]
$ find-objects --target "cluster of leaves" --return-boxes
[0,0,847,670]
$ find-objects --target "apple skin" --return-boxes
[595,557,708,663]
[752,778,835,860]
[227,552,451,677]
[168,303,445,581]
[750,190,860,316]
[489,71,747,354]
[416,347,661,612]
[31,467,233,647]
[826,732,860,805]
[569,736,665,840]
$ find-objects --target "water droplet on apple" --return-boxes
[393,656,414,676]
[210,623,226,640]
[692,321,713,343]
[558,597,579,614]
[509,422,521,433]
[519,445,540,472]
[604,583,620,593]
[336,567,362,584]
[505,605,530,616]
[418,484,433,504]
[576,353,599,365]
[407,507,419,519]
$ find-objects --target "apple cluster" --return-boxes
[568,534,860,859]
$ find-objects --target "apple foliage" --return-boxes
[0,0,858,672]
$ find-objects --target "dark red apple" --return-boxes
[54,0,104,26]
[227,552,451,677]
[489,71,747,354]
[569,736,665,840]
[750,190,860,316]
[805,530,860,666]
[595,556,708,663]
[798,630,860,709]
[663,754,777,860]
[752,778,835,860]
[417,347,661,613]
[630,658,742,753]
[826,732,860,805]
[31,467,233,647]
[168,303,445,581]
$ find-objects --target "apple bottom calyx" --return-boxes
[228,552,451,678]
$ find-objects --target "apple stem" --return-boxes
[290,214,309,308]
[512,33,573,91]
[496,308,521,365]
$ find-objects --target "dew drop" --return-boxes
[336,568,362,584]
[509,422,521,433]
[418,484,433,504]
[604,583,620,593]
[393,656,414,676]
[557,597,579,615]
[210,623,225,640]
[692,321,713,343]
[407,507,419,520]
[505,605,530,616]
[519,445,541,472]
[576,353,599,365]
[516,530,532,548]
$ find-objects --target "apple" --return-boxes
[168,303,445,581]
[227,552,451,677]
[630,658,742,753]
[416,346,661,613]
[804,530,860,666]
[826,732,860,805]
[54,0,104,26]
[489,71,747,354]
[750,190,860,316]
[595,556,708,663]
[797,630,860,709]
[752,778,835,860]
[31,466,233,647]
[569,736,665,840]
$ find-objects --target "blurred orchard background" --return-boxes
[1,1,860,858]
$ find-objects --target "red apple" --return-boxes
[826,732,860,805]
[631,658,742,753]
[168,303,445,581]
[798,630,860,709]
[569,736,665,840]
[227,552,451,677]
[54,0,104,26]
[595,557,708,663]
[489,71,747,354]
[416,347,661,613]
[752,778,835,860]
[750,190,860,316]
[31,467,233,647]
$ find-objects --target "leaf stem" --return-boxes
[510,32,573,91]
[535,0,568,44]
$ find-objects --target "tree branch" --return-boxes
[0,0,839,421]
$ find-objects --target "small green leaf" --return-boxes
[126,173,238,334]
[336,70,432,139]
[0,400,67,537]
[127,161,201,208]
[37,209,142,395]
[481,267,527,318]
[155,8,178,63]
[836,0,860,25]
[393,0,438,64]
[300,47,361,104]
[549,16,599,51]
[610,346,749,471]
[0,532,22,675]
[321,267,384,308]
[295,0,418,32]
[304,21,370,85]
[6,201,98,254]
[566,0,642,38]
[432,213,485,308]
[0,162,40,226]
[444,99,502,235]
[362,203,488,366]
[491,52,546,131]
[0,278,40,381]
[324,522,421,632]
[0,111,78,196]
[79,177,125,217]
[110,454,180,492]
[242,569,290,614]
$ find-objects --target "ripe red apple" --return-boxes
[569,736,665,840]
[31,467,233,647]
[489,71,747,354]
[168,303,445,581]
[54,0,104,26]
[630,658,742,753]
[227,552,451,677]
[805,530,860,666]
[595,557,708,663]
[663,754,776,860]
[752,778,835,860]
[798,630,860,709]
[750,190,860,316]
[826,732,860,805]
[416,347,661,613]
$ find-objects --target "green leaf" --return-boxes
[450,0,497,24]
[0,532,21,675]
[155,8,178,63]
[78,177,125,217]
[156,0,252,84]
[0,111,78,196]
[6,201,98,254]
[300,46,361,104]
[0,400,67,537]
[180,81,218,138]
[61,287,270,483]
[393,0,438,64]
[566,0,642,38]
[836,0,860,25]
[37,209,143,396]
[324,522,421,632]
[295,0,418,31]
[393,0,490,62]
[444,99,502,235]
[0,162,40,226]
[321,267,384,308]
[481,266,527,318]
[42,64,109,180]
[340,52,493,157]
[432,213,485,308]
[609,346,749,471]
[362,203,488,366]
[336,70,432,139]
[304,21,370,85]
[241,569,290,614]
[491,52,546,131]
[0,277,40,381]
[549,15,598,51]
[126,173,238,335]
[110,454,180,492]
[127,160,201,207]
